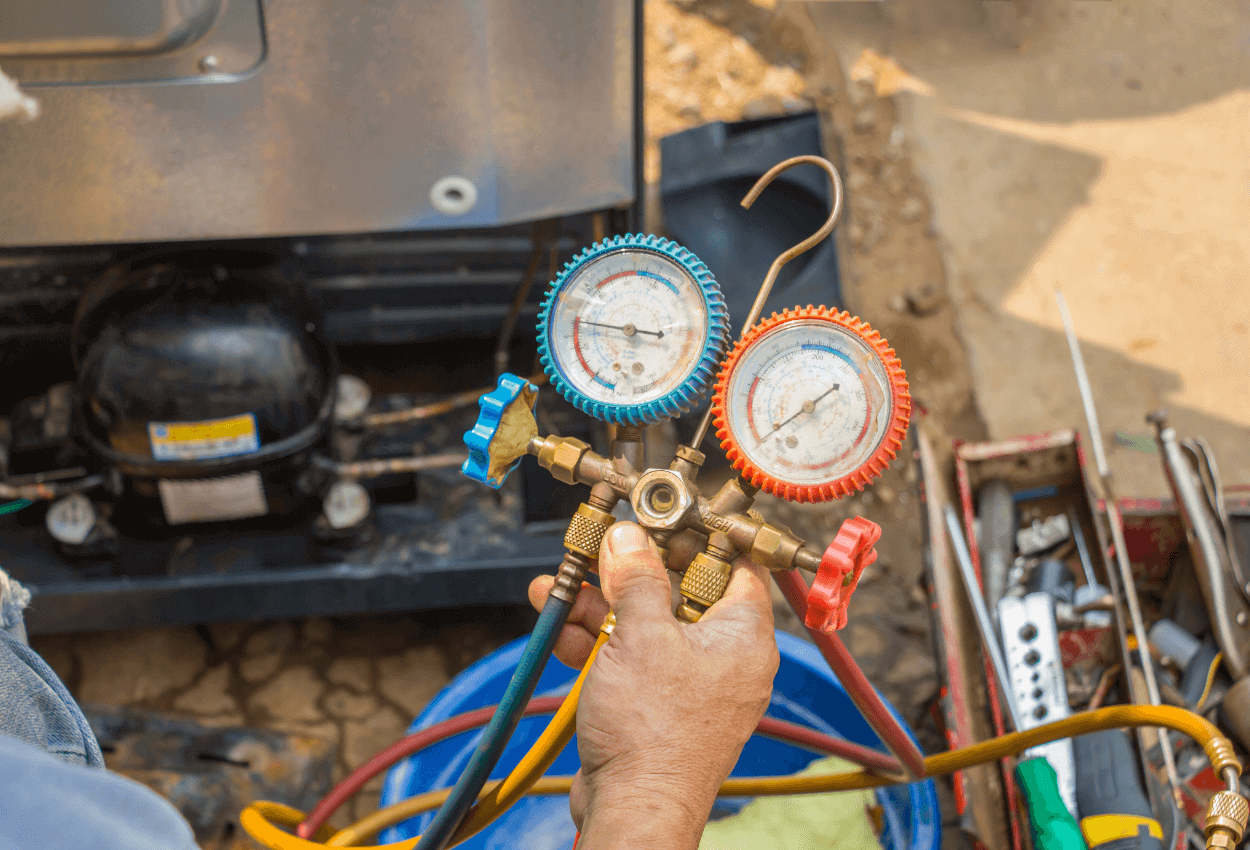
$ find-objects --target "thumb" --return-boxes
[599,522,672,622]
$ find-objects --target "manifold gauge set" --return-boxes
[461,159,912,631]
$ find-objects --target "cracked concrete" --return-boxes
[31,610,531,830]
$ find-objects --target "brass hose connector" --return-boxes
[549,502,616,603]
[677,551,733,623]
[1205,790,1249,850]
[564,503,615,559]
[1206,731,1243,780]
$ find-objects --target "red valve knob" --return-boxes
[806,516,882,633]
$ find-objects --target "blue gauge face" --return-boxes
[539,236,727,425]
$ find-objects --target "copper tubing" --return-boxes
[0,473,105,501]
[774,568,927,780]
[360,388,499,429]
[1087,665,1122,711]
[359,375,548,429]
[494,224,555,377]
[315,453,467,480]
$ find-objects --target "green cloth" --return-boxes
[699,756,883,850]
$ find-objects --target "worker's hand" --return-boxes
[527,523,778,848]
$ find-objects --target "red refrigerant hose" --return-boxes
[774,568,928,779]
[297,696,902,838]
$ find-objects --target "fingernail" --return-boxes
[606,523,650,555]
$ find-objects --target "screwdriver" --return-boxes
[945,506,1086,849]
[1073,729,1164,850]
[1068,507,1112,629]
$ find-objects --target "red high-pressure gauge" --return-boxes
[711,306,911,503]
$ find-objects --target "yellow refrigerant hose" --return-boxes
[242,698,1244,850]
[240,625,611,850]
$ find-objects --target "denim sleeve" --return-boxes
[0,732,198,850]
[0,569,104,768]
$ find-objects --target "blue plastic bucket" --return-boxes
[381,630,940,850]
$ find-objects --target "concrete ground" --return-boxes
[23,1,1250,847]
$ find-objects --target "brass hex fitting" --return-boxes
[631,469,695,532]
[750,522,805,571]
[677,551,733,622]
[1205,790,1249,849]
[564,503,616,559]
[535,435,591,485]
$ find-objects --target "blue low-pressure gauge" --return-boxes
[537,234,729,425]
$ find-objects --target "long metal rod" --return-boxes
[944,505,1025,732]
[1054,290,1183,797]
[1055,292,1110,479]
[688,155,845,449]
[1067,506,1100,589]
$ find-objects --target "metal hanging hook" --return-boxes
[738,155,845,334]
[687,155,845,450]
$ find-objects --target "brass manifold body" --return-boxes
[538,426,820,621]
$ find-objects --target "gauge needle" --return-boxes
[758,384,839,445]
[579,320,664,339]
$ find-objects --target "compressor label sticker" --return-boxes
[158,472,268,525]
[149,413,260,461]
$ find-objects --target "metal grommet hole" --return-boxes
[430,176,478,216]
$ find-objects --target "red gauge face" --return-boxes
[712,307,911,502]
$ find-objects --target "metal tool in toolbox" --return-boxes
[998,592,1078,817]
[946,432,1188,850]
[946,504,1084,848]
[1056,290,1184,798]
[1150,411,1250,751]
[1069,506,1113,630]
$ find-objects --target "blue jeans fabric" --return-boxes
[0,568,196,849]
[0,733,197,850]
[0,571,102,767]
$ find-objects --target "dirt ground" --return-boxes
[25,2,1248,848]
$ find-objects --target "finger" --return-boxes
[527,574,555,613]
[551,622,601,670]
[531,576,612,632]
[664,528,707,572]
[600,522,673,623]
[700,555,775,635]
[529,576,611,668]
[568,769,589,830]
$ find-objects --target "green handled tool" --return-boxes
[1017,756,1088,850]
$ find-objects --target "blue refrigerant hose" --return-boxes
[413,593,573,850]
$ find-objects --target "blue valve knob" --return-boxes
[462,373,540,488]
